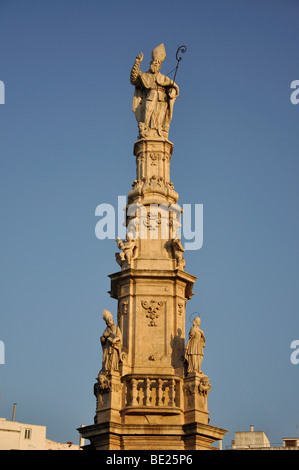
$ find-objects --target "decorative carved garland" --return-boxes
[141,300,164,326]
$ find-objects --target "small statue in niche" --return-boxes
[171,238,185,269]
[115,232,137,268]
[130,43,179,139]
[185,317,205,374]
[100,310,122,373]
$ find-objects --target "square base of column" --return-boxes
[78,421,227,450]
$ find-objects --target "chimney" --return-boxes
[12,403,17,422]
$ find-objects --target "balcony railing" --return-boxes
[123,375,182,413]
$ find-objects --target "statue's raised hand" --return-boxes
[136,52,143,63]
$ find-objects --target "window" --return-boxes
[285,439,296,448]
[24,428,32,440]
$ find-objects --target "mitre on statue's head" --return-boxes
[103,309,113,322]
[151,43,166,63]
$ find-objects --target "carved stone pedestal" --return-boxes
[94,371,122,425]
[82,357,225,450]
[183,373,210,425]
[81,421,226,451]
[109,267,196,377]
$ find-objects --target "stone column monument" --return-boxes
[79,44,227,450]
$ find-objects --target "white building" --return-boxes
[0,417,81,450]
[232,425,270,449]
[231,425,299,450]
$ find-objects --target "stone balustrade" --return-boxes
[123,375,182,411]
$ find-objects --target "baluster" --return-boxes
[156,379,163,406]
[169,379,175,407]
[130,378,138,406]
[145,378,151,406]
[174,380,180,407]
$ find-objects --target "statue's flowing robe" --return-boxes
[185,326,205,373]
[101,325,122,372]
[132,71,179,131]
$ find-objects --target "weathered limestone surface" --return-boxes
[79,44,227,450]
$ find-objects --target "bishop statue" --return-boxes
[130,43,179,139]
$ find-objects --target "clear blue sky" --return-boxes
[0,0,298,448]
